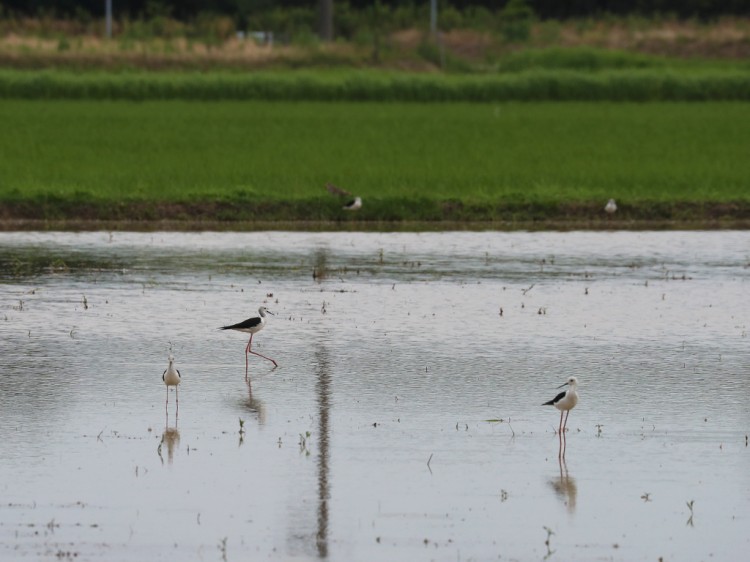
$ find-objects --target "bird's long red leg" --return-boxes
[249,349,278,367]
[245,333,277,369]
[558,410,564,458]
[245,334,253,380]
[165,386,169,412]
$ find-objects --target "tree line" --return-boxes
[3,0,748,22]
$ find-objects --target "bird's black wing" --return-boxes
[162,369,167,382]
[542,390,566,406]
[176,369,181,379]
[221,317,261,330]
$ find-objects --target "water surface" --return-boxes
[1,231,748,561]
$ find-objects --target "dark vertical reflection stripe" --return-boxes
[315,344,331,558]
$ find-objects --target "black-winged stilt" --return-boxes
[543,376,579,458]
[221,306,278,378]
[543,376,579,433]
[326,182,362,211]
[162,355,181,411]
[604,198,617,215]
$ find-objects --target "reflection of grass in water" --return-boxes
[218,537,228,562]
[484,417,515,437]
[48,258,69,272]
[312,249,328,282]
[299,431,311,456]
[543,526,555,559]
[9,257,30,276]
[686,500,695,527]
[1,249,126,279]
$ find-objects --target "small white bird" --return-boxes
[543,376,579,435]
[162,355,181,410]
[343,196,362,211]
[220,306,277,378]
[326,182,362,211]
[604,198,617,214]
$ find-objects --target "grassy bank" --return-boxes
[1,100,748,225]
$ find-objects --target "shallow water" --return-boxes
[0,230,748,561]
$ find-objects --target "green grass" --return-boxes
[1,67,750,102]
[490,47,750,73]
[0,100,749,223]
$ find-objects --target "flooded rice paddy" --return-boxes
[0,230,748,561]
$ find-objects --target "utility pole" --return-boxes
[430,0,437,37]
[105,0,112,39]
[319,0,333,42]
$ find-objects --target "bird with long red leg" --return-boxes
[162,355,181,413]
[543,376,579,458]
[221,306,277,379]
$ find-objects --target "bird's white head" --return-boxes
[558,376,578,389]
[167,354,174,364]
[258,306,274,317]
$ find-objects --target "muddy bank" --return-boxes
[1,199,749,231]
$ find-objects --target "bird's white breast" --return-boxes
[555,390,578,412]
[163,365,181,386]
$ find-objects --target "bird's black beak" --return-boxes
[266,310,274,315]
[557,381,569,388]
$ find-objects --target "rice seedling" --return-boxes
[1,99,748,224]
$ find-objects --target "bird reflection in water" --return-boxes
[158,417,181,466]
[549,457,577,514]
[244,379,266,426]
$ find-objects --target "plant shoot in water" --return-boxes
[543,526,555,558]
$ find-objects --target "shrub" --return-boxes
[499,0,535,43]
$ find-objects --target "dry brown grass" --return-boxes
[1,17,749,70]
[0,33,368,70]
[543,17,750,58]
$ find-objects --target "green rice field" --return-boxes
[1,99,749,224]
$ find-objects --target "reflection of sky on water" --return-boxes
[0,231,748,561]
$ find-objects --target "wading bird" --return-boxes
[543,376,579,458]
[162,355,181,411]
[543,376,579,435]
[221,306,278,378]
[326,182,362,211]
[604,198,617,215]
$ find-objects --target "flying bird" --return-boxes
[221,306,277,379]
[326,182,362,211]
